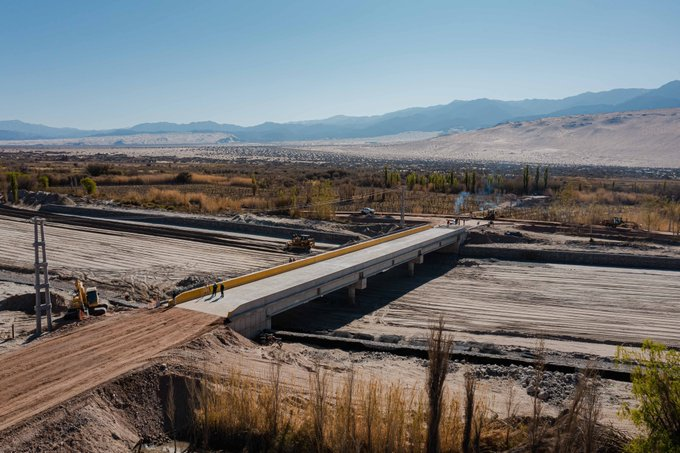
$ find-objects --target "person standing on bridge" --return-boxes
[212,282,218,298]
[220,282,224,298]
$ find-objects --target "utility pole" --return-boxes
[32,217,52,335]
[400,185,405,228]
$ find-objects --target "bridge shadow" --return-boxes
[272,253,457,334]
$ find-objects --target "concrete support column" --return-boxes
[347,285,356,304]
[347,276,367,304]
[408,254,424,277]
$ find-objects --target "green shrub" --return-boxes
[38,175,49,190]
[8,172,19,203]
[617,340,680,452]
[81,177,97,195]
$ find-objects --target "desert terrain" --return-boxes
[3,108,679,169]
[0,144,678,451]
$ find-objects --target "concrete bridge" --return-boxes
[175,225,467,337]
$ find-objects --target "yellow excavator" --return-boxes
[284,233,315,253]
[66,280,108,320]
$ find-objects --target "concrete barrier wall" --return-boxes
[39,204,360,244]
[460,245,680,271]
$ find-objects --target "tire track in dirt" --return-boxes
[0,308,219,433]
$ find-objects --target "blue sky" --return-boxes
[1,0,679,129]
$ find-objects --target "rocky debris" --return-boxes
[378,334,403,344]
[465,229,540,245]
[172,274,219,295]
[228,213,397,238]
[474,364,579,404]
[15,190,75,206]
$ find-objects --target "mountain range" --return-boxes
[1,80,679,143]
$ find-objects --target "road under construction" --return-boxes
[0,217,468,432]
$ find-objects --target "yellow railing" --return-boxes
[172,224,433,305]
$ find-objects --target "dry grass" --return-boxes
[227,176,255,187]
[94,172,230,186]
[188,367,459,452]
[180,327,626,452]
[427,316,454,453]
[118,187,241,213]
[184,364,625,453]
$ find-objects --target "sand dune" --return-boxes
[309,109,680,168]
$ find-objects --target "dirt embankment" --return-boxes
[0,308,219,433]
[0,325,636,451]
[0,292,66,314]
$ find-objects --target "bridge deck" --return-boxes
[177,226,464,322]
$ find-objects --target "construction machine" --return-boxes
[284,233,315,253]
[66,279,108,320]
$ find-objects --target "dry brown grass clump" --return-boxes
[119,187,241,213]
[94,172,231,186]
[178,336,628,453]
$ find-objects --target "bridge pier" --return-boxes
[347,285,356,304]
[347,276,367,304]
[407,254,424,277]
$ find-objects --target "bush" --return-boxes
[38,175,49,190]
[174,172,193,184]
[8,172,19,203]
[617,340,680,452]
[86,163,111,176]
[81,177,97,195]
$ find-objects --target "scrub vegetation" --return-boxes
[2,154,679,233]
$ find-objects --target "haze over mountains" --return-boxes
[2,81,680,143]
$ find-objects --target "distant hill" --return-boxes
[328,108,680,168]
[0,120,102,140]
[1,81,679,142]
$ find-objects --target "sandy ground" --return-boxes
[0,215,289,301]
[0,308,219,433]
[304,109,680,168]
[275,256,680,357]
[0,208,672,448]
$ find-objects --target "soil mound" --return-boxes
[16,189,75,206]
[0,292,66,314]
[466,229,539,245]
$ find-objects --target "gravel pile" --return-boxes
[16,190,75,206]
[475,364,578,404]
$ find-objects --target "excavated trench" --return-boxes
[0,292,66,314]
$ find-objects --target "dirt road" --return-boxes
[0,308,218,432]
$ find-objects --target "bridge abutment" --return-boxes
[437,232,467,255]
